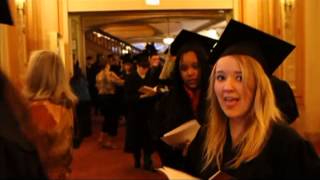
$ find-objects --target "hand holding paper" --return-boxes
[138,85,157,98]
[161,120,200,147]
[157,166,200,180]
[208,170,236,180]
[157,166,235,180]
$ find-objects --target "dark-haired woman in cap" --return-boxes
[152,41,212,170]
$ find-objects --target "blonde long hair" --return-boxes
[24,50,77,106]
[203,55,283,170]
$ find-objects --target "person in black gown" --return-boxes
[184,19,320,179]
[152,30,217,170]
[0,70,47,179]
[0,3,47,178]
[124,52,158,171]
[270,75,299,124]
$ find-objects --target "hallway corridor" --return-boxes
[70,116,166,179]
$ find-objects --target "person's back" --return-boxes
[23,50,77,179]
[0,70,47,179]
[86,56,100,114]
[1,4,46,179]
[95,58,124,149]
[70,68,91,102]
[71,64,92,146]
[29,99,74,179]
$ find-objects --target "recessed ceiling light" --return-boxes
[145,0,160,6]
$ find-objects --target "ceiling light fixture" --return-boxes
[15,0,26,10]
[163,18,174,45]
[145,0,160,5]
[163,37,174,45]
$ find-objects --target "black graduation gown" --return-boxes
[152,87,207,169]
[271,76,299,124]
[86,62,100,108]
[124,69,159,153]
[149,66,162,87]
[117,71,131,117]
[185,123,320,179]
[0,111,47,179]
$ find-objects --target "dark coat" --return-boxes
[149,66,162,87]
[86,62,100,107]
[124,69,159,153]
[153,87,207,139]
[271,76,299,124]
[185,123,320,179]
[0,111,47,179]
[152,87,207,169]
[0,137,47,179]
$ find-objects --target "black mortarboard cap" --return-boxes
[133,52,149,68]
[144,42,158,55]
[211,19,295,75]
[0,0,14,25]
[170,29,218,56]
[121,53,133,64]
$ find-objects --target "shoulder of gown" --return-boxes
[267,123,320,178]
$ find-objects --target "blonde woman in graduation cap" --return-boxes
[183,19,320,179]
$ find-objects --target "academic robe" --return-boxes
[185,123,320,179]
[271,76,299,124]
[0,109,47,179]
[124,69,159,153]
[152,87,207,170]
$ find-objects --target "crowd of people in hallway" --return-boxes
[1,3,320,178]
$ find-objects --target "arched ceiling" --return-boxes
[73,9,231,50]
